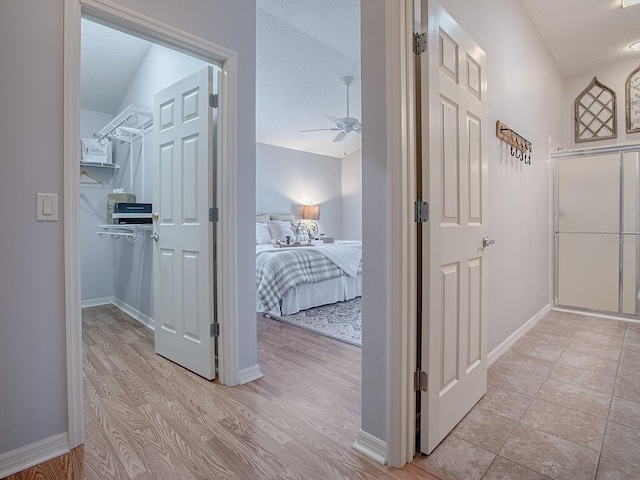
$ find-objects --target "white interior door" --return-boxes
[419,0,489,453]
[153,66,218,380]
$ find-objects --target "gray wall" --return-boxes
[80,109,115,303]
[361,0,389,443]
[360,0,564,443]
[256,142,346,238]
[0,0,68,454]
[341,149,362,241]
[0,0,256,457]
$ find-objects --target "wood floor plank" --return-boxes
[6,306,443,480]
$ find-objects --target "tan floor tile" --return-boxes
[488,368,547,397]
[602,421,640,467]
[622,337,640,352]
[536,378,611,419]
[415,436,494,480]
[499,424,600,480]
[491,350,555,378]
[572,330,625,348]
[548,359,617,395]
[476,386,533,421]
[563,340,622,363]
[609,396,640,431]
[580,317,627,337]
[612,366,640,402]
[483,456,550,480]
[516,331,572,353]
[510,336,565,363]
[556,350,619,373]
[619,347,640,365]
[596,454,640,480]
[451,407,517,454]
[519,399,606,452]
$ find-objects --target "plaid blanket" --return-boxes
[256,248,360,312]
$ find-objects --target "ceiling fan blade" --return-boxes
[333,131,348,143]
[300,128,342,132]
[324,115,345,126]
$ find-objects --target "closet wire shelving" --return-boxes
[91,105,154,243]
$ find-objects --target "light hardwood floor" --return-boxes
[5,305,444,480]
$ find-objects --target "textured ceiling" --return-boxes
[256,0,361,158]
[81,19,151,114]
[521,0,640,76]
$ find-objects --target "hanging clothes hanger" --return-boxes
[80,169,104,185]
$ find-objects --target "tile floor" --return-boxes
[413,310,640,480]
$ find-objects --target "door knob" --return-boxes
[152,212,159,221]
[150,232,159,241]
[482,236,495,248]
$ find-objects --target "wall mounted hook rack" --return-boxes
[496,120,532,165]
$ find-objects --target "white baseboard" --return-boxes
[0,433,69,478]
[112,298,155,331]
[488,303,551,366]
[238,364,263,384]
[81,296,113,308]
[352,430,387,465]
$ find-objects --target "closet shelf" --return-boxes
[94,105,153,144]
[97,224,153,243]
[80,161,120,169]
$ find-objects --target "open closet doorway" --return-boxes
[253,0,364,428]
[79,17,221,380]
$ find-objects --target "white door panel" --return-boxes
[419,0,489,454]
[153,66,217,380]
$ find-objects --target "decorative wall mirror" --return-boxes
[574,76,617,143]
[626,65,640,133]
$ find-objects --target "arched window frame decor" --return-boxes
[626,64,640,133]
[574,76,617,143]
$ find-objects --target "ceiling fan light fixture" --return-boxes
[630,41,640,50]
[622,0,640,7]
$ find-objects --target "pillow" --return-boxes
[256,213,270,224]
[256,223,272,244]
[267,220,295,242]
[269,213,295,224]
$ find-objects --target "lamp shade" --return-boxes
[302,204,320,220]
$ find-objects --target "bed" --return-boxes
[255,216,362,316]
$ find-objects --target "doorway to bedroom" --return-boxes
[254,0,364,392]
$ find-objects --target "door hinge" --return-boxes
[414,201,429,223]
[209,207,219,222]
[414,32,427,55]
[209,93,219,108]
[210,322,220,338]
[414,369,428,392]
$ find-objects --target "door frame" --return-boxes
[383,0,419,468]
[63,0,240,448]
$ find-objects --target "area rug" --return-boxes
[269,297,362,346]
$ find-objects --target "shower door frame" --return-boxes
[553,143,640,319]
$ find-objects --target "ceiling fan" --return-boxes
[300,75,362,143]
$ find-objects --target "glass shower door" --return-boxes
[556,150,640,317]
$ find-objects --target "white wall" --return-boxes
[80,109,115,303]
[360,0,564,444]
[256,142,344,238]
[341,149,362,240]
[0,0,256,458]
[565,57,640,149]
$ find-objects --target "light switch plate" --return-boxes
[37,193,58,221]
